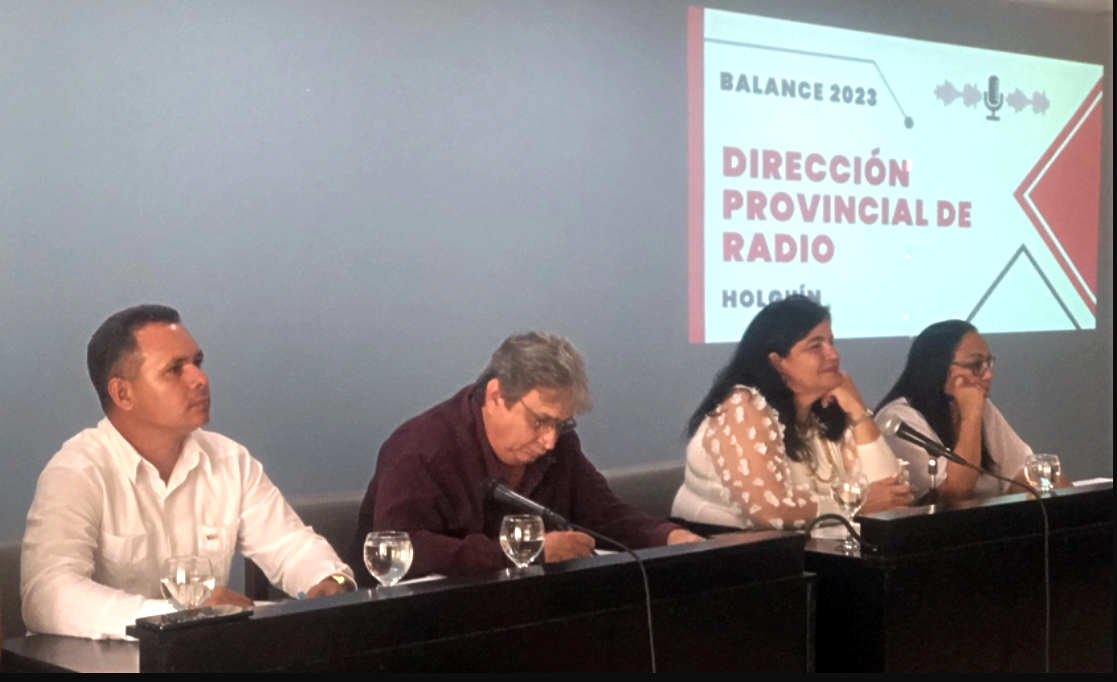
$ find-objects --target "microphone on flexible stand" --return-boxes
[482,478,660,672]
[483,479,571,530]
[881,416,968,466]
[881,416,948,500]
[878,415,1052,672]
[880,417,1037,496]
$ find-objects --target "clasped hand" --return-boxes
[821,372,869,418]
[543,530,595,562]
[200,574,349,609]
[948,374,987,420]
[542,527,703,563]
[861,474,913,513]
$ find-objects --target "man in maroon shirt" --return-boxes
[348,332,699,583]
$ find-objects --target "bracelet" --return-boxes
[850,407,874,427]
[328,573,357,592]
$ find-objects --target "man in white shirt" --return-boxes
[21,304,354,639]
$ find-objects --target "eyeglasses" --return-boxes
[951,355,995,376]
[519,400,577,437]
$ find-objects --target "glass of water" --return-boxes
[1024,453,1061,493]
[364,531,414,588]
[830,472,869,553]
[499,514,546,570]
[160,556,215,611]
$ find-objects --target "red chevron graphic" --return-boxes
[1013,78,1103,315]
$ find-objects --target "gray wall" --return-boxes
[0,0,1111,542]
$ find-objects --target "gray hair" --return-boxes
[473,332,592,414]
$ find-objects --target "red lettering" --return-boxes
[834,196,856,224]
[723,147,746,177]
[775,234,796,262]
[746,233,772,262]
[723,232,744,261]
[805,153,826,182]
[812,235,835,263]
[762,149,782,180]
[785,151,802,181]
[723,189,743,219]
[797,194,820,222]
[959,201,972,227]
[892,198,913,226]
[937,200,956,227]
[858,197,879,225]
[830,155,850,183]
[770,192,794,221]
[746,191,767,220]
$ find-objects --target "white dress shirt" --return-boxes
[876,398,1032,500]
[21,418,353,639]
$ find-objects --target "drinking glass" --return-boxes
[364,531,414,588]
[830,472,869,553]
[160,556,215,611]
[896,461,910,486]
[1024,453,1061,493]
[499,514,546,570]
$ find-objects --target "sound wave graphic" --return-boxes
[934,79,1050,115]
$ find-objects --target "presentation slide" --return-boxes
[688,7,1104,344]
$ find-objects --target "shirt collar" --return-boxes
[467,390,505,481]
[98,418,208,484]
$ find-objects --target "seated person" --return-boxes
[348,332,699,582]
[21,305,354,639]
[672,296,911,531]
[876,320,1071,503]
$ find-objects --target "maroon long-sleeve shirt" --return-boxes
[347,386,678,583]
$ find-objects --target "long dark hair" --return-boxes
[688,295,847,463]
[877,320,995,472]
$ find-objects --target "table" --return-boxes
[3,531,815,672]
[806,482,1112,672]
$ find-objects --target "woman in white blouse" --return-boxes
[875,320,1071,503]
[672,296,912,531]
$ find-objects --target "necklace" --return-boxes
[803,428,844,483]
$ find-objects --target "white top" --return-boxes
[21,418,353,639]
[875,398,1032,501]
[671,386,900,530]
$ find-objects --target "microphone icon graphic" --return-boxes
[984,75,1004,121]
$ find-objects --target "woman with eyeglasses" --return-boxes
[875,320,1069,503]
[671,295,911,532]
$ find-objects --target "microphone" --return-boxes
[880,416,968,466]
[483,479,659,671]
[984,75,1004,121]
[484,479,570,530]
[881,416,1040,496]
[881,418,1051,672]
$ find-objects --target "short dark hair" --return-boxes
[688,295,845,462]
[87,304,181,411]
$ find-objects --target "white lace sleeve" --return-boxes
[701,387,819,530]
